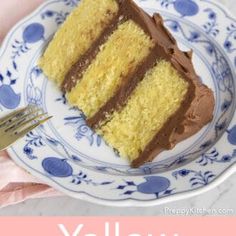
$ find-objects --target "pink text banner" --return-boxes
[0,217,234,236]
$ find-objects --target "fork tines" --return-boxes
[0,105,52,151]
[0,105,51,134]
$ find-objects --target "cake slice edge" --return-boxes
[131,14,215,167]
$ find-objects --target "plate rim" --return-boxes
[6,148,236,207]
[2,0,236,207]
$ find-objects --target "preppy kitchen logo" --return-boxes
[58,222,179,236]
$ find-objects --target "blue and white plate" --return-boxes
[1,0,236,206]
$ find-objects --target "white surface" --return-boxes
[0,0,236,216]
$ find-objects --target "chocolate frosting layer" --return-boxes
[63,0,215,167]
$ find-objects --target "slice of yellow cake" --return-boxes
[38,0,215,167]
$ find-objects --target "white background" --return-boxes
[0,0,235,216]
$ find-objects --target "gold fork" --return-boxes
[0,105,52,151]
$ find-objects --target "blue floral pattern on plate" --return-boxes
[1,0,236,206]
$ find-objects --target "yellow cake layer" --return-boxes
[38,0,119,84]
[97,60,188,161]
[67,20,154,118]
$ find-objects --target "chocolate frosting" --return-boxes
[63,0,215,167]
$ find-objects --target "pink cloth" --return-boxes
[0,0,60,208]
